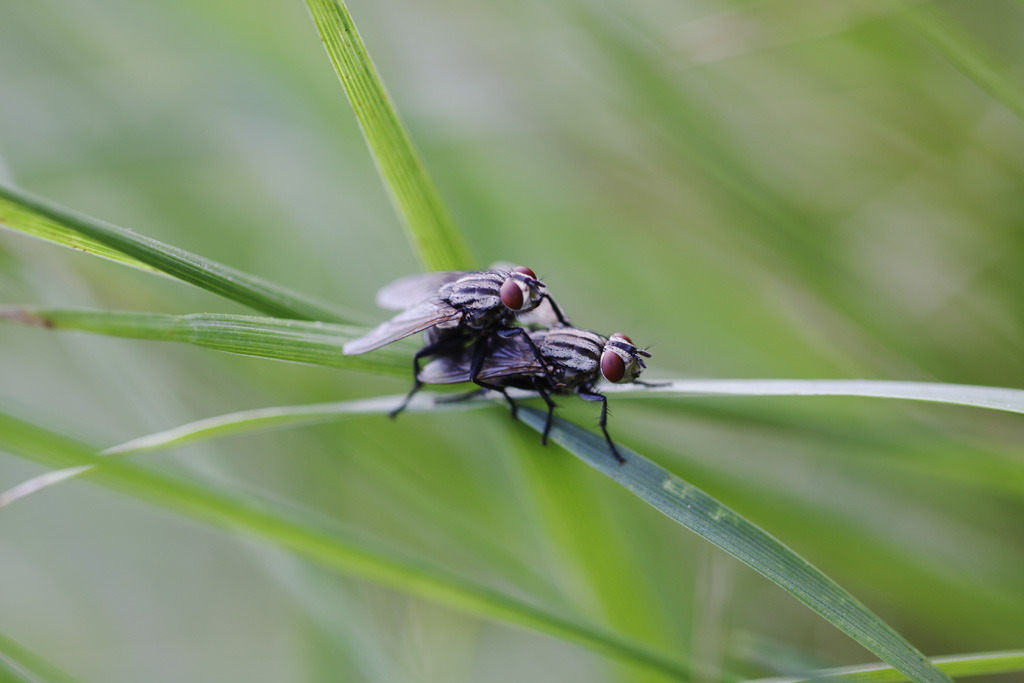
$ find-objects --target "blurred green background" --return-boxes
[2,0,1024,681]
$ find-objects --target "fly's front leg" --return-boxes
[541,294,570,326]
[468,334,517,417]
[634,379,670,388]
[494,327,554,386]
[577,387,625,464]
[390,336,462,419]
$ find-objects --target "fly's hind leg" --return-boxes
[577,387,625,464]
[390,336,462,419]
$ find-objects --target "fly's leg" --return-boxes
[494,327,555,387]
[390,337,463,419]
[435,387,489,404]
[531,378,557,446]
[577,387,625,464]
[468,334,518,417]
[540,294,570,325]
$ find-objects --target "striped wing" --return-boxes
[343,299,462,355]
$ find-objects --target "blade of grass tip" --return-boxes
[515,407,954,683]
[0,307,409,376]
[0,182,354,323]
[903,5,1024,123]
[745,649,1024,683]
[305,0,476,272]
[0,411,692,681]
[605,379,1024,415]
[0,631,82,683]
[0,393,493,509]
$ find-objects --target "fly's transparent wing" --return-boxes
[418,334,546,384]
[343,299,462,355]
[416,352,474,385]
[375,271,467,310]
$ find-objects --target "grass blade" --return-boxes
[746,649,1024,683]
[515,407,953,683]
[0,411,691,681]
[0,306,406,375]
[305,0,476,271]
[0,394,487,508]
[0,183,352,323]
[0,631,82,683]
[608,379,1024,415]
[9,373,1024,508]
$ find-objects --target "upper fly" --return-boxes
[343,266,561,355]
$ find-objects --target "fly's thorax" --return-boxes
[441,268,545,330]
[534,328,604,376]
[599,333,650,384]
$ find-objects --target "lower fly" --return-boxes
[418,327,652,463]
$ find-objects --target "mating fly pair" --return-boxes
[343,265,652,463]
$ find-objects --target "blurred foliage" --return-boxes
[1,0,1023,682]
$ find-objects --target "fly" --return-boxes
[343,265,568,416]
[418,326,652,463]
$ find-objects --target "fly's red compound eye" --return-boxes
[610,333,633,345]
[500,278,527,310]
[512,266,537,279]
[601,350,626,383]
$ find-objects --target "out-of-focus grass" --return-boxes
[2,0,1023,681]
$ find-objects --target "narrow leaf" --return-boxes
[305,0,476,271]
[0,412,691,680]
[607,379,1024,415]
[746,649,1024,683]
[0,394,486,508]
[0,307,406,376]
[0,182,352,323]
[515,407,954,683]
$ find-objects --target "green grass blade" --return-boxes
[0,183,352,323]
[305,0,476,271]
[905,6,1024,122]
[0,306,406,375]
[0,394,486,509]
[608,379,1024,414]
[515,407,953,683]
[0,411,691,681]
[745,649,1024,683]
[9,373,1023,509]
[0,631,82,683]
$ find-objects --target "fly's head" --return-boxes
[498,266,546,315]
[600,333,651,384]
